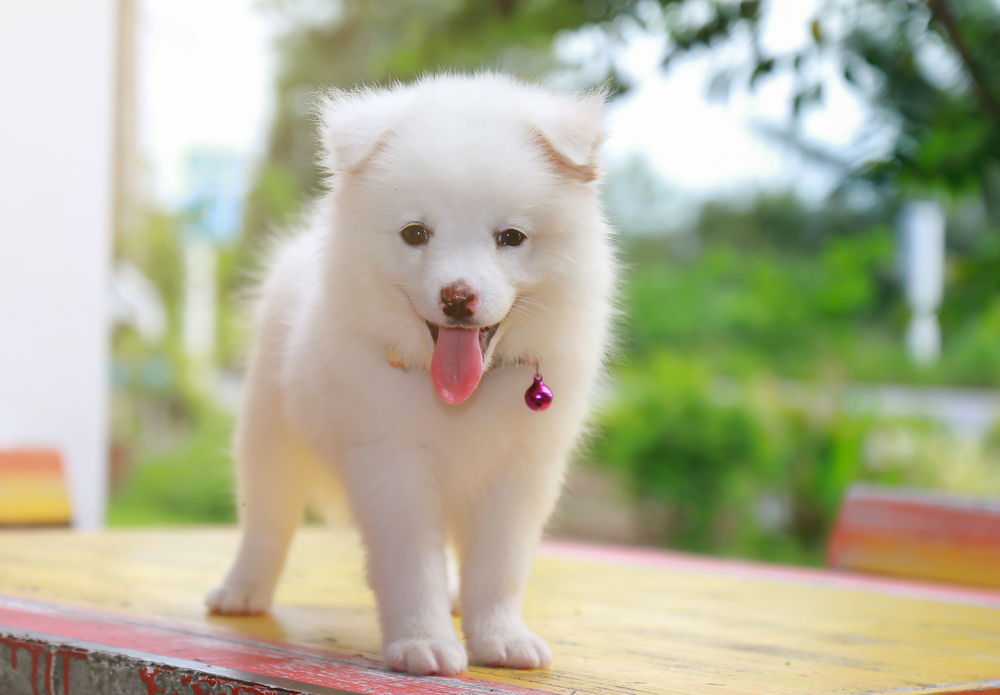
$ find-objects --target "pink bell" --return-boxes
[525,373,553,411]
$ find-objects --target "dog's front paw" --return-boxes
[384,637,468,676]
[467,630,552,669]
[205,584,272,615]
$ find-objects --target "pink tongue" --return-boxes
[431,327,483,405]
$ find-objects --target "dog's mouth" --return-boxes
[425,321,501,405]
[426,321,500,356]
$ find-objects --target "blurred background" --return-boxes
[3,0,999,567]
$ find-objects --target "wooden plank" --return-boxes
[0,528,999,694]
[828,485,1000,588]
[0,450,72,526]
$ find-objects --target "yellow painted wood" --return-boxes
[0,527,998,695]
[0,476,72,525]
[0,450,72,525]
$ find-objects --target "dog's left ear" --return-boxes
[531,87,608,183]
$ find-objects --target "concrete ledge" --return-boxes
[0,628,337,695]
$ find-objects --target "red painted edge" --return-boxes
[0,595,553,695]
[826,487,1000,588]
[539,539,1000,609]
[0,449,64,475]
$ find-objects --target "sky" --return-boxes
[140,0,276,205]
[139,0,885,219]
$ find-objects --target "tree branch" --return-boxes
[927,0,1000,123]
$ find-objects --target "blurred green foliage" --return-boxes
[594,342,1000,565]
[109,211,243,526]
[596,353,879,564]
[623,195,1000,386]
[590,191,1000,564]
[108,408,236,526]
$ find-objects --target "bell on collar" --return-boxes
[525,373,553,411]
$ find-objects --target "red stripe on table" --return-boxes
[0,595,552,695]
[838,497,1000,542]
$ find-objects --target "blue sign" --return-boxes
[181,150,245,244]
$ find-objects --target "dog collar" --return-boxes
[385,347,536,372]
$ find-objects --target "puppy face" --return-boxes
[320,75,606,402]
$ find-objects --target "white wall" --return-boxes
[0,1,117,528]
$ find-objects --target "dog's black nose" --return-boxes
[441,284,477,319]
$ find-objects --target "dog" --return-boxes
[206,72,617,677]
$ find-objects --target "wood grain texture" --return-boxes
[829,485,1000,588]
[0,527,998,694]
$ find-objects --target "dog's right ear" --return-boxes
[317,87,411,175]
[531,86,609,184]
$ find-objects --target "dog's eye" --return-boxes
[400,224,430,247]
[496,229,526,247]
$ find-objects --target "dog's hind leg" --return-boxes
[206,353,308,616]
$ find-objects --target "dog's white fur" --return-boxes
[206,73,617,676]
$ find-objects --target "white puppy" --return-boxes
[207,73,617,677]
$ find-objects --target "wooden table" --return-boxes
[0,527,998,694]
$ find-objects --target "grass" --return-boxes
[107,409,237,526]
